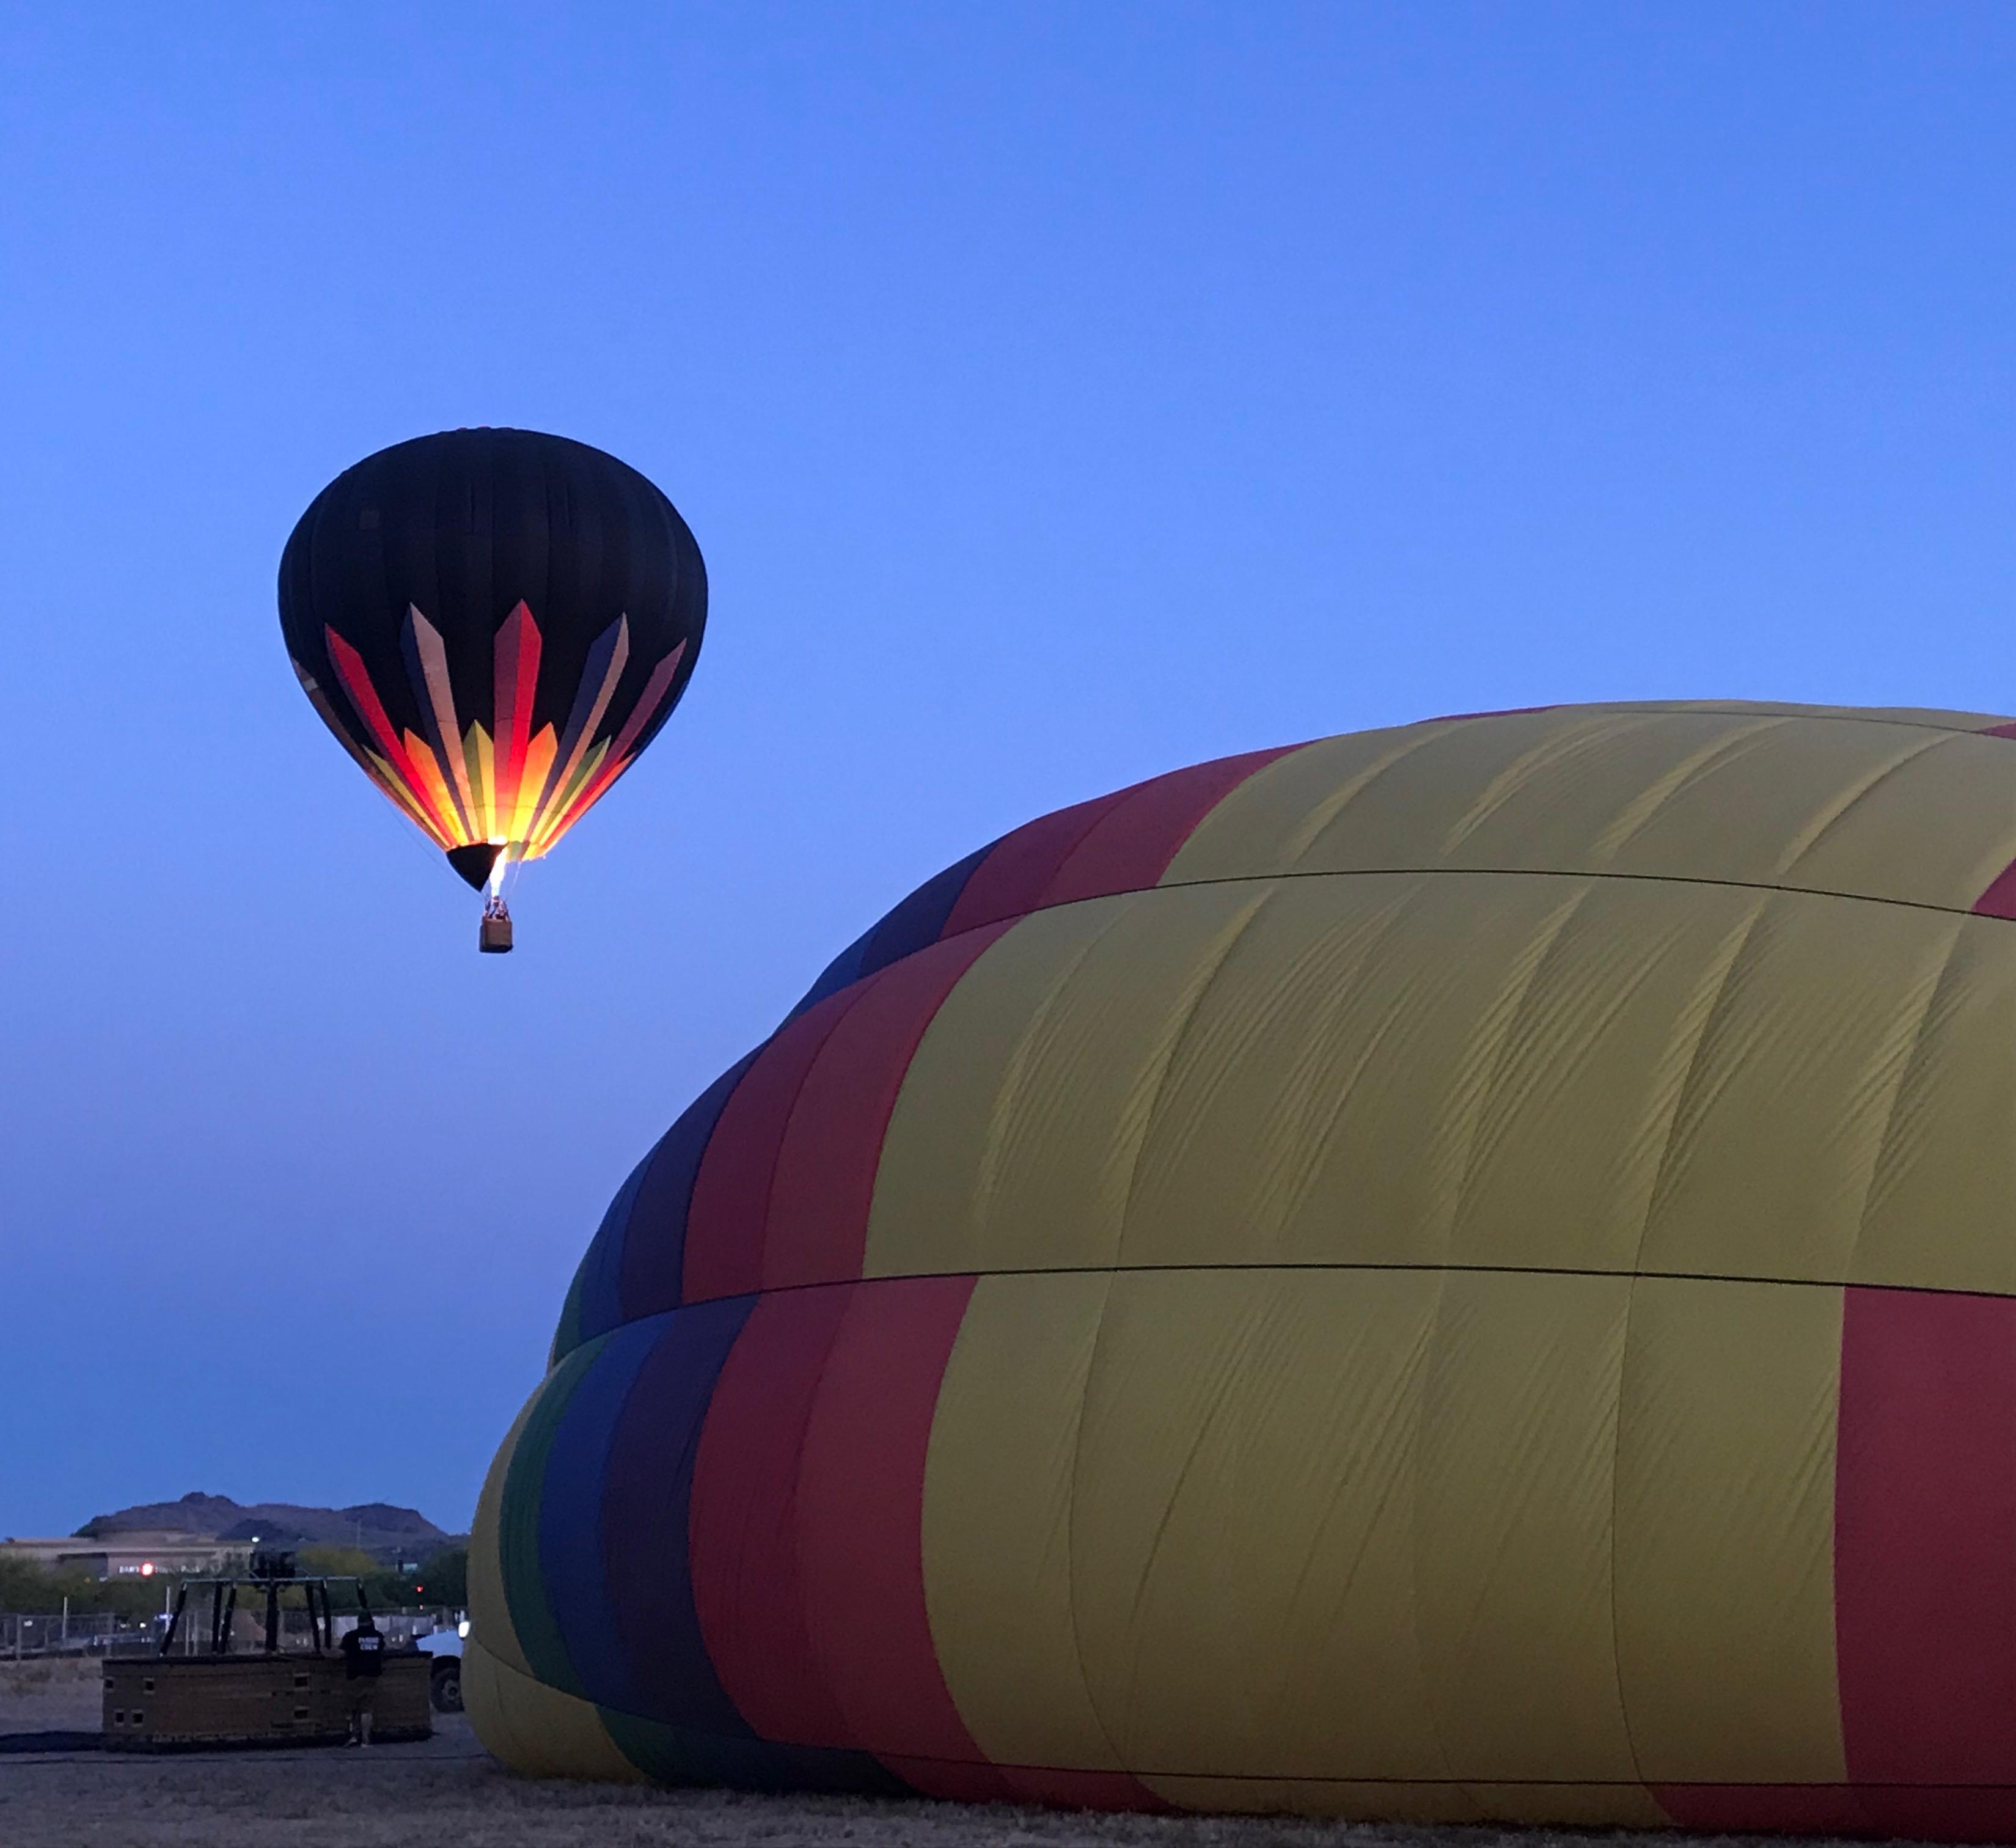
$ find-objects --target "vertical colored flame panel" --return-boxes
[761,926,1012,1294]
[1836,1285,2016,1840]
[942,790,1132,936]
[687,1278,1000,1797]
[681,991,862,1304]
[686,1286,860,1750]
[491,600,543,835]
[301,605,688,860]
[593,1300,758,1734]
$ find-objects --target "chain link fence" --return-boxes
[0,1612,158,1657]
[2,1605,453,1659]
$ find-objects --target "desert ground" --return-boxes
[0,1661,1806,1848]
[1,1656,103,1731]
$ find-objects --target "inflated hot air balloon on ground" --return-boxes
[280,428,705,951]
[468,700,2016,1838]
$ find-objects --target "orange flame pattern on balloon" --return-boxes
[291,601,686,859]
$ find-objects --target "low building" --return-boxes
[1,1531,238,1579]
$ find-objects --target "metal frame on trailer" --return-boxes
[159,1563,369,1659]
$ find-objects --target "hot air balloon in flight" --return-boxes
[279,428,706,951]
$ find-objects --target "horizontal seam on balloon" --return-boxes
[772,856,2016,1038]
[1424,706,2016,741]
[789,829,2016,1025]
[783,866,2016,1021]
[973,864,2016,935]
[652,1266,2015,1323]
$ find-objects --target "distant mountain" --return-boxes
[75,1492,463,1565]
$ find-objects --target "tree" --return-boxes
[0,1555,178,1619]
[409,1546,467,1608]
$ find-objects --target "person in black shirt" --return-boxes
[339,1613,386,1745]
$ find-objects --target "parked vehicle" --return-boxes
[414,1618,469,1712]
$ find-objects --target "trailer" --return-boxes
[102,1553,430,1751]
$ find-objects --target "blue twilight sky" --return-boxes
[2,5,2013,1538]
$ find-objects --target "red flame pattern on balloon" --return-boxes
[291,601,686,859]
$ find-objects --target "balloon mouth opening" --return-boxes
[446,842,504,890]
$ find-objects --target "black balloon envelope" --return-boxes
[279,428,706,942]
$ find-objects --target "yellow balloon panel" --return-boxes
[920,1270,1129,1777]
[1166,705,2016,911]
[466,1382,544,1683]
[1613,1274,1845,1784]
[918,1267,1847,1800]
[863,882,1272,1280]
[1411,1269,1637,1783]
[464,1637,641,1781]
[870,871,2016,1294]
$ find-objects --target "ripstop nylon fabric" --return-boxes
[472,703,2016,1835]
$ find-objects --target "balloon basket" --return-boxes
[479,911,513,955]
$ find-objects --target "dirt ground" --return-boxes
[0,1657,103,1733]
[0,1731,1674,1848]
[0,1668,1841,1848]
